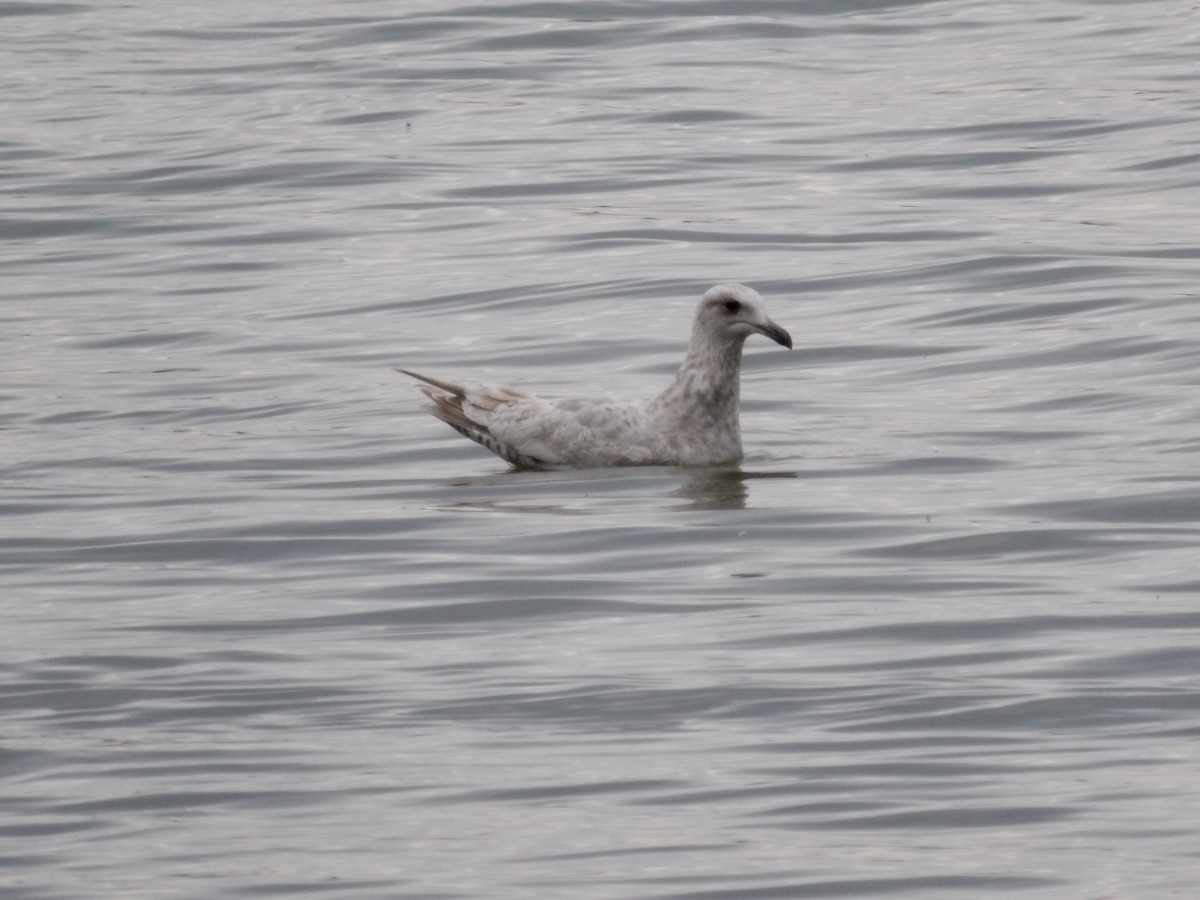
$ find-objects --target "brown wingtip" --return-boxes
[396,368,465,396]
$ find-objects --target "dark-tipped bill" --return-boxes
[758,320,793,349]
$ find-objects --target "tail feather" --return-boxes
[395,368,463,397]
[397,369,487,436]
[398,368,546,468]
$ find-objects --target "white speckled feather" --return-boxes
[401,283,791,469]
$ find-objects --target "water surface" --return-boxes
[4,1,1200,897]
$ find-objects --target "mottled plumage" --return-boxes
[401,283,791,469]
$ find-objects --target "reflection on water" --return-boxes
[669,467,750,511]
[668,467,800,511]
[430,466,800,513]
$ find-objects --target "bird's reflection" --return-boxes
[432,465,796,514]
[667,467,797,511]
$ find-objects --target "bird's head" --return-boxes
[696,283,792,349]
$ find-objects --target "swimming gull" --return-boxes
[400,283,791,469]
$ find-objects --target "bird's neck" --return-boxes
[654,331,744,417]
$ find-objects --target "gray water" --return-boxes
[4,1,1200,897]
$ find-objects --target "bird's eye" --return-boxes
[724,299,741,314]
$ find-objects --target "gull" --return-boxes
[400,283,791,469]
